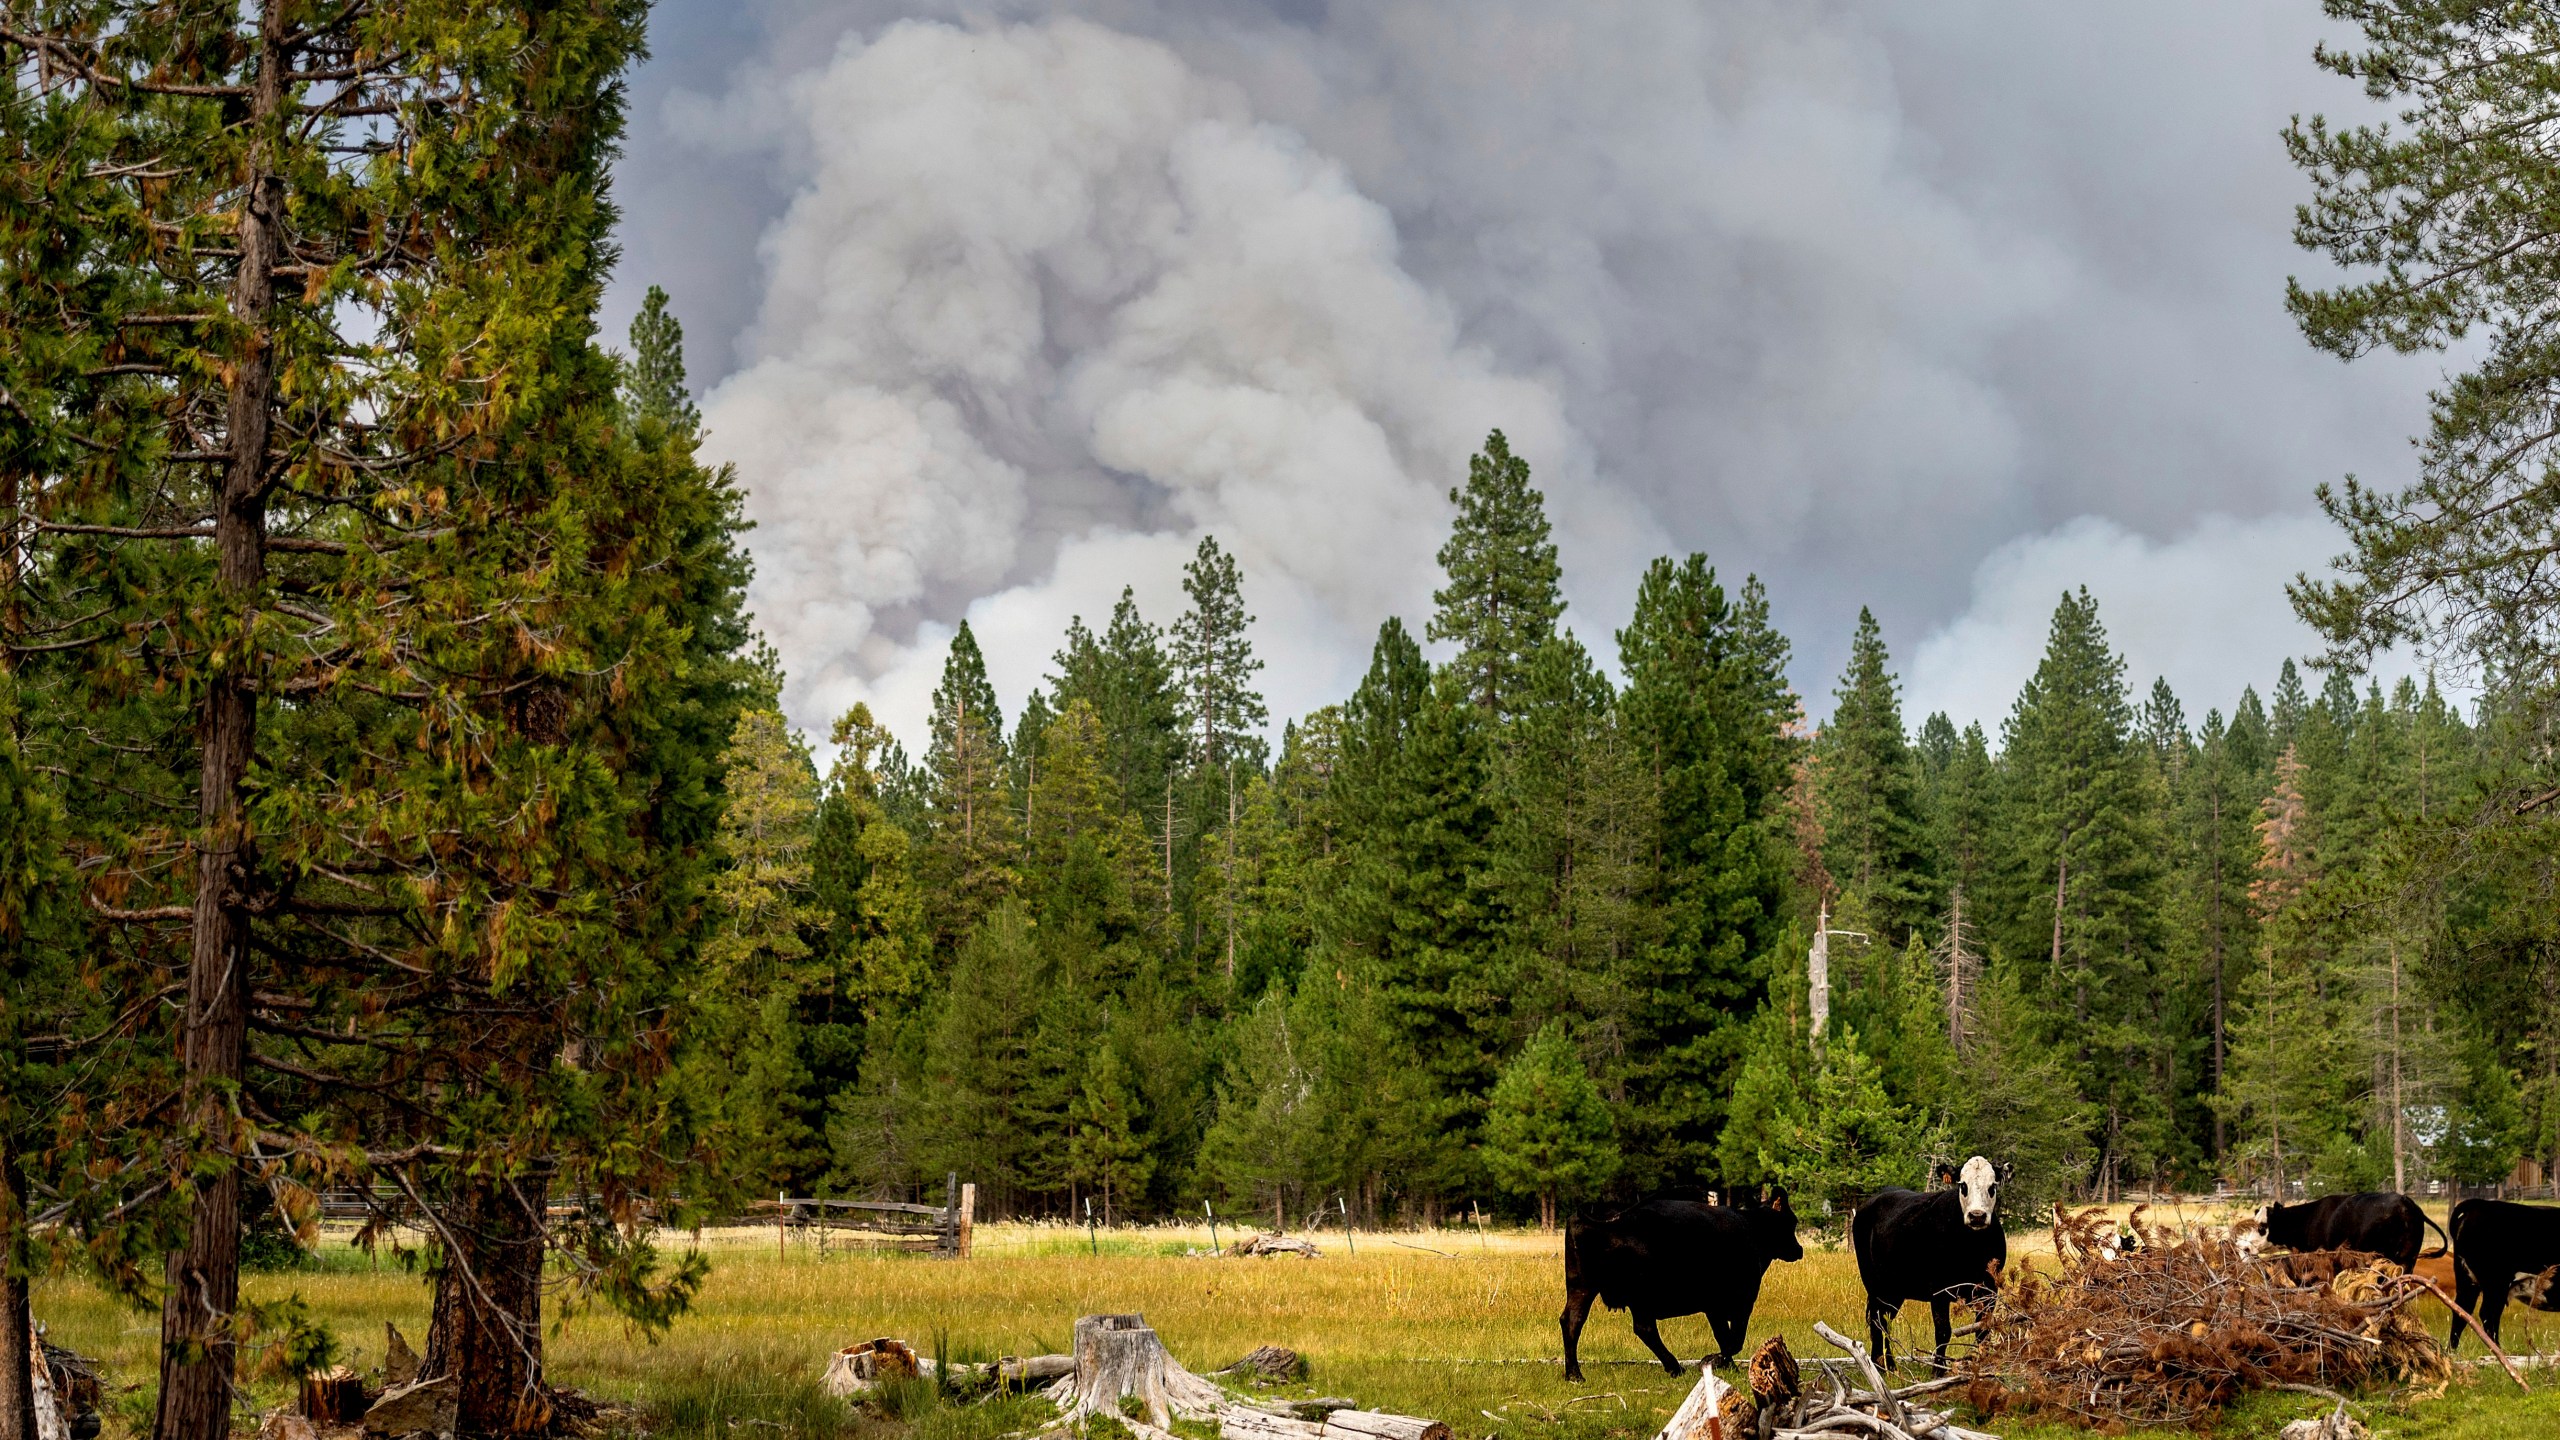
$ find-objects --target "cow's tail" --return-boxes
[2418,1205,2451,1259]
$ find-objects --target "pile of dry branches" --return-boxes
[1658,1331,1993,1440]
[1961,1206,2460,1429]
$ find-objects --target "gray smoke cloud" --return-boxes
[613,1,2447,742]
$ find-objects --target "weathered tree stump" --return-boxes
[1060,1315,1229,1428]
[300,1366,367,1424]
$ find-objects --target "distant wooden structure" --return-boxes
[762,1175,976,1258]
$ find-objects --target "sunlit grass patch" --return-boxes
[29,1217,2560,1439]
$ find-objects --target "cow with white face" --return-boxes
[1952,1156,2003,1230]
[1850,1155,2015,1371]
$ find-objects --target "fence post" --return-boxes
[958,1183,975,1259]
[777,1191,786,1262]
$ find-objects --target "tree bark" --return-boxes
[423,1173,550,1437]
[1,1138,33,1440]
[156,11,281,1440]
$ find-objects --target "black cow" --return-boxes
[2254,1192,2447,1273]
[2447,1198,2560,1350]
[1559,1188,1805,1381]
[1852,1156,2010,1372]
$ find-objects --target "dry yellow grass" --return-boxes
[28,1214,2560,1440]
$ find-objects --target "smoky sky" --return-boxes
[604,0,2446,747]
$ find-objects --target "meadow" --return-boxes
[30,1211,2560,1440]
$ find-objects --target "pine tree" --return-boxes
[0,9,707,1431]
[624,284,702,436]
[1990,589,2167,1195]
[1919,717,1997,903]
[704,709,829,1188]
[919,904,1046,1213]
[1067,1044,1155,1227]
[2177,708,2263,1167]
[923,622,1019,948]
[1026,699,1161,950]
[1614,556,1798,1185]
[815,704,931,1021]
[1948,960,2098,1216]
[1742,1027,1941,1215]
[1813,609,1934,944]
[1171,537,1269,774]
[1317,620,1491,1201]
[1480,1023,1620,1229]
[1198,990,1330,1230]
[1430,431,1565,717]
[1052,588,1183,855]
[2271,660,2309,751]
[1488,637,1661,1047]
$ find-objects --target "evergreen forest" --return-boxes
[12,7,2560,1440]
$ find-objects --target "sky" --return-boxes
[601,0,2448,748]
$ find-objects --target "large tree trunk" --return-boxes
[424,1173,550,1437]
[1,1138,33,1440]
[155,11,280,1440]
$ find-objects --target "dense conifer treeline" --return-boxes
[698,422,2560,1230]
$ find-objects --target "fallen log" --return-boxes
[1319,1410,1450,1440]
[1221,1409,1328,1440]
[1231,1234,1322,1258]
[996,1354,1076,1385]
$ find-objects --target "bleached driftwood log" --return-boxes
[1653,1368,1733,1440]
[997,1354,1077,1385]
[1320,1410,1450,1440]
[1220,1409,1328,1440]
[28,1327,66,1440]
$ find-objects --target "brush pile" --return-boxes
[1679,1330,1997,1440]
[1961,1205,2456,1429]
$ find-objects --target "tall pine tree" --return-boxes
[1430,431,1565,718]
[1813,609,1934,944]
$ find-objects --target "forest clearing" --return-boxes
[27,1214,2560,1440]
[20,7,2560,1440]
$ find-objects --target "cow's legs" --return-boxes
[2450,1262,2475,1351]
[2474,1270,2513,1349]
[1928,1298,1953,1374]
[1705,1312,1744,1370]
[1630,1312,1685,1375]
[1560,1288,1597,1382]
[1866,1295,1898,1370]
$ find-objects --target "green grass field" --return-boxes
[30,1214,2560,1440]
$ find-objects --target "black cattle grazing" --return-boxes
[1852,1156,2011,1371]
[2447,1198,2560,1349]
[1559,1188,1805,1381]
[2254,1192,2447,1273]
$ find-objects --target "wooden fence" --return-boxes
[758,1176,977,1258]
